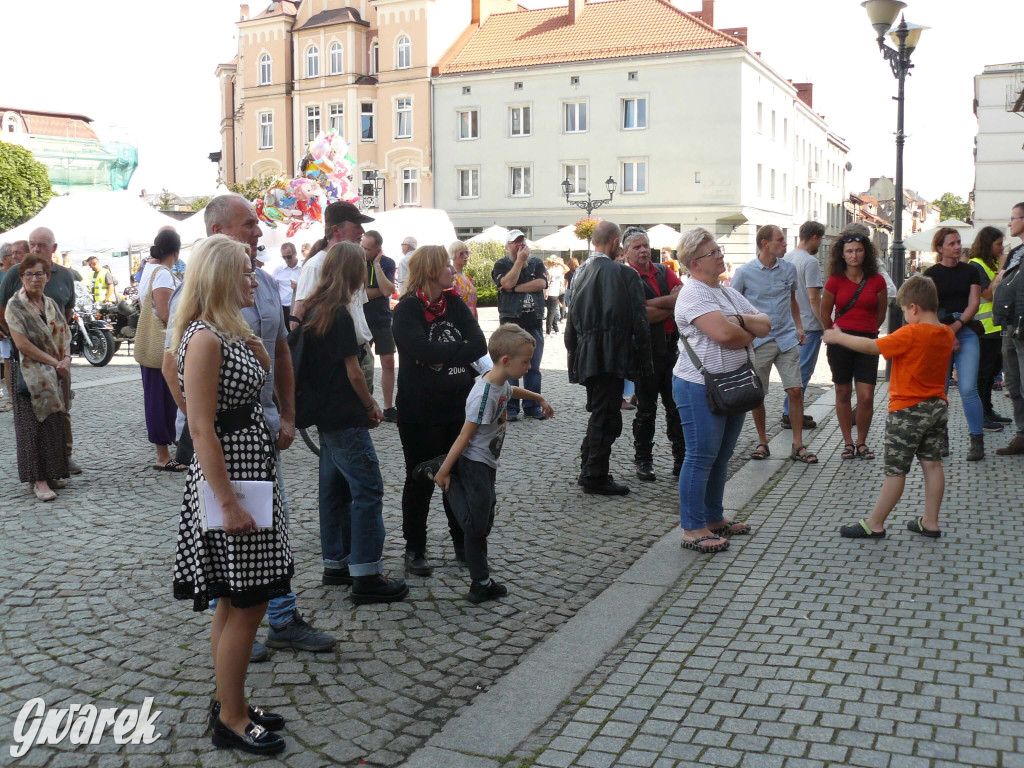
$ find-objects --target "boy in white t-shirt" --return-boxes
[427,324,553,603]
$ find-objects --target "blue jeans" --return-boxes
[948,326,984,435]
[673,377,745,531]
[318,427,386,577]
[623,379,635,398]
[506,325,544,416]
[783,330,822,416]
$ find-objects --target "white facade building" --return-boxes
[974,62,1024,238]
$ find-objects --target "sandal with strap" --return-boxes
[790,444,819,464]
[751,443,770,460]
[906,517,941,538]
[680,535,729,553]
[855,443,875,460]
[840,520,886,539]
[708,519,752,537]
[841,443,856,460]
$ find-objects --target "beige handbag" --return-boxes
[134,266,173,369]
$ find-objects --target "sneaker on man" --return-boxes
[265,611,336,652]
[983,418,1005,433]
[382,407,398,423]
[987,411,1012,424]
[467,579,508,604]
[250,640,269,663]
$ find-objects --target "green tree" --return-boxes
[157,188,177,210]
[219,175,276,202]
[0,141,53,232]
[190,195,212,212]
[930,192,972,223]
[467,241,506,307]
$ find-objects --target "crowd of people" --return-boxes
[3,195,1024,756]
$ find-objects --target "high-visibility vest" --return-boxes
[969,257,1001,335]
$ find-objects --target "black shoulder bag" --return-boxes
[833,276,868,322]
[679,288,764,416]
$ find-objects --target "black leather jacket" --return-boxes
[565,254,653,384]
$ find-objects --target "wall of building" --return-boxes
[974,63,1024,238]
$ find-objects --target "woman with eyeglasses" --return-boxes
[5,254,72,501]
[448,240,478,319]
[820,229,888,459]
[924,227,985,460]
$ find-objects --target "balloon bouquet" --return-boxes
[254,129,360,237]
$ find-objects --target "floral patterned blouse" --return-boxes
[453,271,478,319]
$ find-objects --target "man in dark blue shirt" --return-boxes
[361,230,397,421]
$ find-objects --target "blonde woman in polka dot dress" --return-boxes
[171,234,292,756]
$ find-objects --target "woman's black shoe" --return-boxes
[211,717,285,755]
[209,701,285,731]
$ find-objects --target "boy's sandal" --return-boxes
[855,443,875,460]
[906,517,941,538]
[790,444,818,464]
[839,520,886,538]
[751,443,770,460]
[708,519,752,537]
[0,401,13,413]
[680,535,729,553]
[841,443,856,460]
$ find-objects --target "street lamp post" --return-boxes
[861,0,927,337]
[561,175,617,252]
[357,171,386,211]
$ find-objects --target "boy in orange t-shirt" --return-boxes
[823,276,955,540]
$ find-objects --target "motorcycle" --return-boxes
[99,287,140,353]
[70,284,116,367]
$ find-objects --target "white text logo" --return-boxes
[11,697,163,757]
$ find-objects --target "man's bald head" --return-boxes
[28,228,57,257]
[591,220,621,256]
[204,194,263,257]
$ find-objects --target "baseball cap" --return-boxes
[506,229,526,243]
[325,201,375,228]
[402,236,418,248]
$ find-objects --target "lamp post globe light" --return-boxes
[358,171,386,212]
[861,0,928,336]
[562,175,617,252]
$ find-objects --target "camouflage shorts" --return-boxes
[883,398,948,476]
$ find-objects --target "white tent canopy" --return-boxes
[365,207,457,261]
[535,224,589,252]
[645,224,681,250]
[903,219,976,252]
[467,225,511,244]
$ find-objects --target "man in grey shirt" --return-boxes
[782,221,825,430]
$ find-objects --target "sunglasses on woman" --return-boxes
[841,234,867,244]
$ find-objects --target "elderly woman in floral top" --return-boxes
[448,240,477,318]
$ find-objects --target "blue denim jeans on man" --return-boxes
[673,376,746,531]
[319,426,386,577]
[506,325,544,417]
[783,329,822,417]
[948,326,984,435]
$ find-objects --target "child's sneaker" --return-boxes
[467,579,507,604]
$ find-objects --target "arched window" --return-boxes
[396,35,411,69]
[306,45,320,78]
[329,42,343,75]
[370,42,379,75]
[258,54,272,85]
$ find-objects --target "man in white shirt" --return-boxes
[393,236,417,295]
[271,243,301,321]
[781,221,825,430]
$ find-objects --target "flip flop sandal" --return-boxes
[839,520,886,538]
[153,459,188,472]
[680,535,729,553]
[855,443,875,460]
[0,402,13,413]
[751,443,770,460]
[709,519,752,537]
[906,518,941,538]
[841,443,856,460]
[790,444,818,464]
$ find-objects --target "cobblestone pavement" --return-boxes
[0,309,822,767]
[512,383,1024,768]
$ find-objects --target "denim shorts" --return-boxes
[883,398,948,476]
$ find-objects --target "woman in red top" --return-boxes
[820,232,888,459]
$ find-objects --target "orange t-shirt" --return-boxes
[875,323,955,412]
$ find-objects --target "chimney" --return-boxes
[569,0,585,24]
[701,0,713,26]
[794,82,813,109]
[240,4,249,20]
[471,0,517,25]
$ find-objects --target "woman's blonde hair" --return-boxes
[171,234,253,351]
[677,228,714,270]
[448,240,469,260]
[401,245,450,296]
[303,242,366,336]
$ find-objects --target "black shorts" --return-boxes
[368,322,396,356]
[827,330,880,385]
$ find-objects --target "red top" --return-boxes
[876,323,955,412]
[630,261,683,334]
[824,273,887,333]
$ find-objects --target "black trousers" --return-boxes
[978,333,1003,414]
[580,374,625,480]
[398,418,465,554]
[446,457,497,582]
[633,346,685,463]
[545,296,560,334]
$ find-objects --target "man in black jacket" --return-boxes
[996,201,1024,455]
[566,221,653,495]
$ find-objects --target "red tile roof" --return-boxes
[0,108,98,140]
[244,1,298,23]
[440,0,743,74]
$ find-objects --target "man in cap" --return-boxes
[492,230,549,420]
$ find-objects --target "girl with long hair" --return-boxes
[967,226,1010,430]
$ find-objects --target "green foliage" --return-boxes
[0,141,53,232]
[190,195,212,212]
[218,175,276,202]
[157,188,177,209]
[467,241,505,306]
[930,192,972,223]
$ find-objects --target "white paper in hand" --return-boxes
[198,480,274,532]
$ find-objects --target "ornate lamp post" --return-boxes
[561,175,617,251]
[357,171,386,211]
[861,0,927,336]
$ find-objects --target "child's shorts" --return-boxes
[883,397,948,476]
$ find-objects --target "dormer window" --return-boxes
[396,35,411,69]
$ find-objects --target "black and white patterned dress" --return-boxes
[172,321,292,612]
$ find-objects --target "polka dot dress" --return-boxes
[172,321,293,612]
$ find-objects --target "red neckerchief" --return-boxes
[417,288,455,322]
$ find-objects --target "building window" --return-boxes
[402,167,419,205]
[509,105,531,137]
[621,160,647,193]
[757,102,763,133]
[258,112,273,149]
[457,168,479,199]
[570,75,579,85]
[462,86,471,95]
[509,165,532,197]
[258,54,272,85]
[771,110,777,141]
[306,105,321,142]
[396,35,411,69]
[563,101,587,133]
[757,164,763,196]
[621,97,647,130]
[370,42,379,75]
[562,163,588,194]
[628,71,638,80]
[360,102,375,141]
[329,103,344,137]
[771,168,776,199]
[330,43,343,75]
[783,118,788,147]
[513,81,523,90]
[306,45,319,78]
[396,97,412,139]
[361,170,378,197]
[457,109,479,140]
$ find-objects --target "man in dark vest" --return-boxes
[623,226,685,481]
